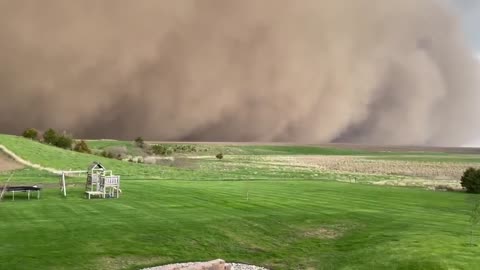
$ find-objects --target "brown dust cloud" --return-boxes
[0,0,479,145]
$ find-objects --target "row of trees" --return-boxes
[22,128,91,154]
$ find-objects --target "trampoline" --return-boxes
[0,185,42,200]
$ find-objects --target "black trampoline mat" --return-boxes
[1,186,42,192]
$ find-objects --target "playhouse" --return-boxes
[84,162,121,199]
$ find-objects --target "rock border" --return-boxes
[140,259,269,270]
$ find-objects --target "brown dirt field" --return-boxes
[0,153,24,172]
[310,143,480,154]
[266,156,474,180]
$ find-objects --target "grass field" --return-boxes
[1,135,480,270]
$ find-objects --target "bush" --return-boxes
[151,144,201,155]
[43,128,58,145]
[22,128,39,140]
[461,168,480,193]
[152,145,168,155]
[55,134,73,149]
[104,146,128,158]
[73,140,91,154]
[143,144,153,155]
[165,147,174,156]
[101,150,114,159]
[135,137,145,148]
[216,153,224,160]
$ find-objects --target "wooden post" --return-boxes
[62,172,67,197]
[0,173,14,202]
[117,176,120,198]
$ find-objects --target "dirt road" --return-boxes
[0,153,23,172]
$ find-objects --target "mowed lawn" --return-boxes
[1,134,480,269]
[0,180,479,270]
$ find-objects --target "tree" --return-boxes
[54,134,73,149]
[101,150,114,159]
[152,145,167,155]
[43,128,58,145]
[461,168,480,194]
[165,147,174,156]
[216,153,224,160]
[134,137,145,148]
[22,128,39,140]
[73,140,91,154]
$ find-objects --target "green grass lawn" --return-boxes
[1,135,480,269]
[1,180,479,270]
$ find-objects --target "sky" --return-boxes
[0,1,479,146]
[450,0,480,51]
[450,0,480,146]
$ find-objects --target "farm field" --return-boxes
[1,134,480,269]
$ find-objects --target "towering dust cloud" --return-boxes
[0,0,479,145]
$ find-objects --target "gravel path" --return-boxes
[230,263,269,270]
[141,262,269,270]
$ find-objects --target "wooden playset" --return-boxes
[59,162,121,199]
[84,162,121,199]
